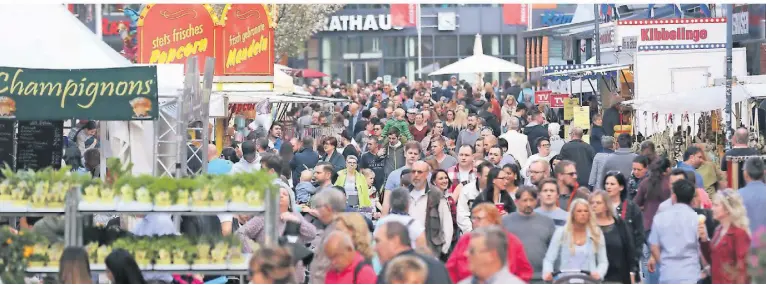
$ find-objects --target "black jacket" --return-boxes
[478,109,501,137]
[559,139,596,187]
[289,147,320,186]
[472,188,516,214]
[603,217,637,284]
[524,123,549,155]
[590,125,605,153]
[321,150,346,172]
[614,199,645,259]
[377,249,451,284]
[602,106,621,137]
[359,152,386,192]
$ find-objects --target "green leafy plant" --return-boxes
[0,227,48,283]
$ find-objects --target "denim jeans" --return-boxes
[642,243,661,284]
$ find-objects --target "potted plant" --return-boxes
[133,238,152,268]
[84,242,99,264]
[210,176,229,209]
[211,238,229,265]
[227,235,246,269]
[81,180,101,204]
[193,236,212,268]
[46,243,65,267]
[154,236,173,266]
[176,178,198,209]
[150,176,176,209]
[0,227,47,282]
[0,166,15,202]
[29,242,49,267]
[94,245,111,267]
[114,176,135,203]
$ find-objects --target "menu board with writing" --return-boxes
[0,121,13,171]
[16,120,63,171]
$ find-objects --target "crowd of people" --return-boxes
[37,76,766,284]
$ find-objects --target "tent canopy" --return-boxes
[0,4,130,69]
[624,82,766,114]
[429,34,525,76]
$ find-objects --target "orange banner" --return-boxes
[390,4,418,27]
[218,4,275,76]
[136,4,217,71]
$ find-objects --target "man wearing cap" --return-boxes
[230,141,260,174]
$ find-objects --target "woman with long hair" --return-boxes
[502,163,522,200]
[472,167,516,215]
[634,157,672,232]
[542,199,608,282]
[700,189,751,284]
[501,96,518,133]
[105,249,146,284]
[334,213,374,260]
[59,247,91,284]
[431,169,457,225]
[446,109,468,140]
[589,191,637,284]
[603,171,645,266]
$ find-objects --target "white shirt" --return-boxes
[456,180,481,233]
[500,130,531,167]
[408,187,454,254]
[230,157,261,174]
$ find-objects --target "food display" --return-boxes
[0,166,89,212]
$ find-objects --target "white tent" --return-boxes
[429,34,525,76]
[0,4,131,69]
[0,4,156,175]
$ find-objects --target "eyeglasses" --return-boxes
[412,170,427,174]
[540,143,551,148]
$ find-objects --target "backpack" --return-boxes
[352,259,373,284]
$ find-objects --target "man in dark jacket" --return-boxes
[375,221,451,284]
[603,134,638,182]
[289,137,320,186]
[383,128,407,176]
[523,110,548,155]
[602,95,622,137]
[559,127,596,188]
[478,104,502,137]
[590,113,606,153]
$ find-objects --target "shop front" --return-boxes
[297,5,526,83]
[732,4,766,75]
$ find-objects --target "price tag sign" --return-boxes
[550,93,569,108]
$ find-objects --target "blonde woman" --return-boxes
[334,155,372,211]
[446,108,468,139]
[501,96,518,132]
[700,189,751,284]
[542,198,608,282]
[334,212,374,259]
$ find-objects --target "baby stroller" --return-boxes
[551,270,601,284]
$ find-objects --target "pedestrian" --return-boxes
[431,169,459,236]
[534,178,568,227]
[459,226,526,284]
[324,231,377,284]
[499,117,531,168]
[230,141,260,173]
[290,137,319,186]
[374,222,451,284]
[249,246,296,284]
[721,128,759,185]
[523,137,556,183]
[456,160,492,233]
[320,136,346,171]
[589,190,638,284]
[590,113,606,153]
[313,162,335,191]
[59,247,91,284]
[503,187,556,282]
[449,202,533,282]
[382,142,422,215]
[526,159,551,187]
[334,155,373,210]
[602,134,638,187]
[105,249,146,284]
[456,114,481,152]
[375,187,428,250]
[308,188,347,283]
[634,157,673,232]
[421,120,450,155]
[700,189,752,284]
[602,172,645,261]
[334,213,374,260]
[359,138,386,193]
[384,255,429,284]
[408,161,454,258]
[676,145,706,189]
[410,112,431,142]
[501,164,522,200]
[523,110,547,155]
[692,143,727,197]
[627,155,650,200]
[542,199,608,282]
[428,137,457,170]
[472,167,516,215]
[548,123,564,155]
[647,179,701,284]
[554,160,589,211]
[559,127,596,188]
[737,157,766,236]
[588,135,615,190]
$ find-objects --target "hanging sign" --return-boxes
[0,66,158,120]
[137,4,218,70]
[628,18,727,51]
[550,93,569,108]
[219,4,275,76]
[534,90,552,105]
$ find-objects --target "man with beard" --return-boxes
[289,137,319,186]
[559,127,595,188]
[456,114,481,151]
[502,187,555,283]
[383,142,422,215]
[526,159,551,186]
[554,160,589,210]
[267,123,283,151]
[355,118,376,153]
[382,128,406,178]
[359,137,386,193]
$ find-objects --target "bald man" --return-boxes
[408,161,454,258]
[324,231,377,284]
[722,127,758,186]
[559,127,595,188]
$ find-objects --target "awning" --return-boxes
[224,92,349,104]
[543,63,631,80]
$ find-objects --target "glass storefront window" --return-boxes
[435,36,458,57]
[406,36,434,58]
[322,37,342,60]
[384,60,407,81]
[459,35,475,56]
[308,39,319,59]
[346,36,361,55]
[383,37,406,57]
[503,35,517,56]
[483,35,500,56]
[361,36,381,54]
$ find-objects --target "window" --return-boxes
[384,60,407,78]
[459,35,475,56]
[433,58,458,81]
[435,36,458,57]
[503,35,517,56]
[483,35,500,56]
[383,37,406,57]
[345,36,361,54]
[361,36,381,54]
[322,37,342,60]
[307,39,319,59]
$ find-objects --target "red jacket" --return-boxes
[700,225,751,284]
[446,230,533,283]
[325,252,377,284]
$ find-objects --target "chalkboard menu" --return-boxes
[0,121,13,171]
[17,120,63,171]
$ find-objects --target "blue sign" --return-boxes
[540,11,573,26]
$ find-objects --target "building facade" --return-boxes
[291,4,527,83]
[732,4,766,75]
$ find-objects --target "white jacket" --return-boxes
[408,188,454,254]
[455,180,481,234]
[499,130,531,167]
